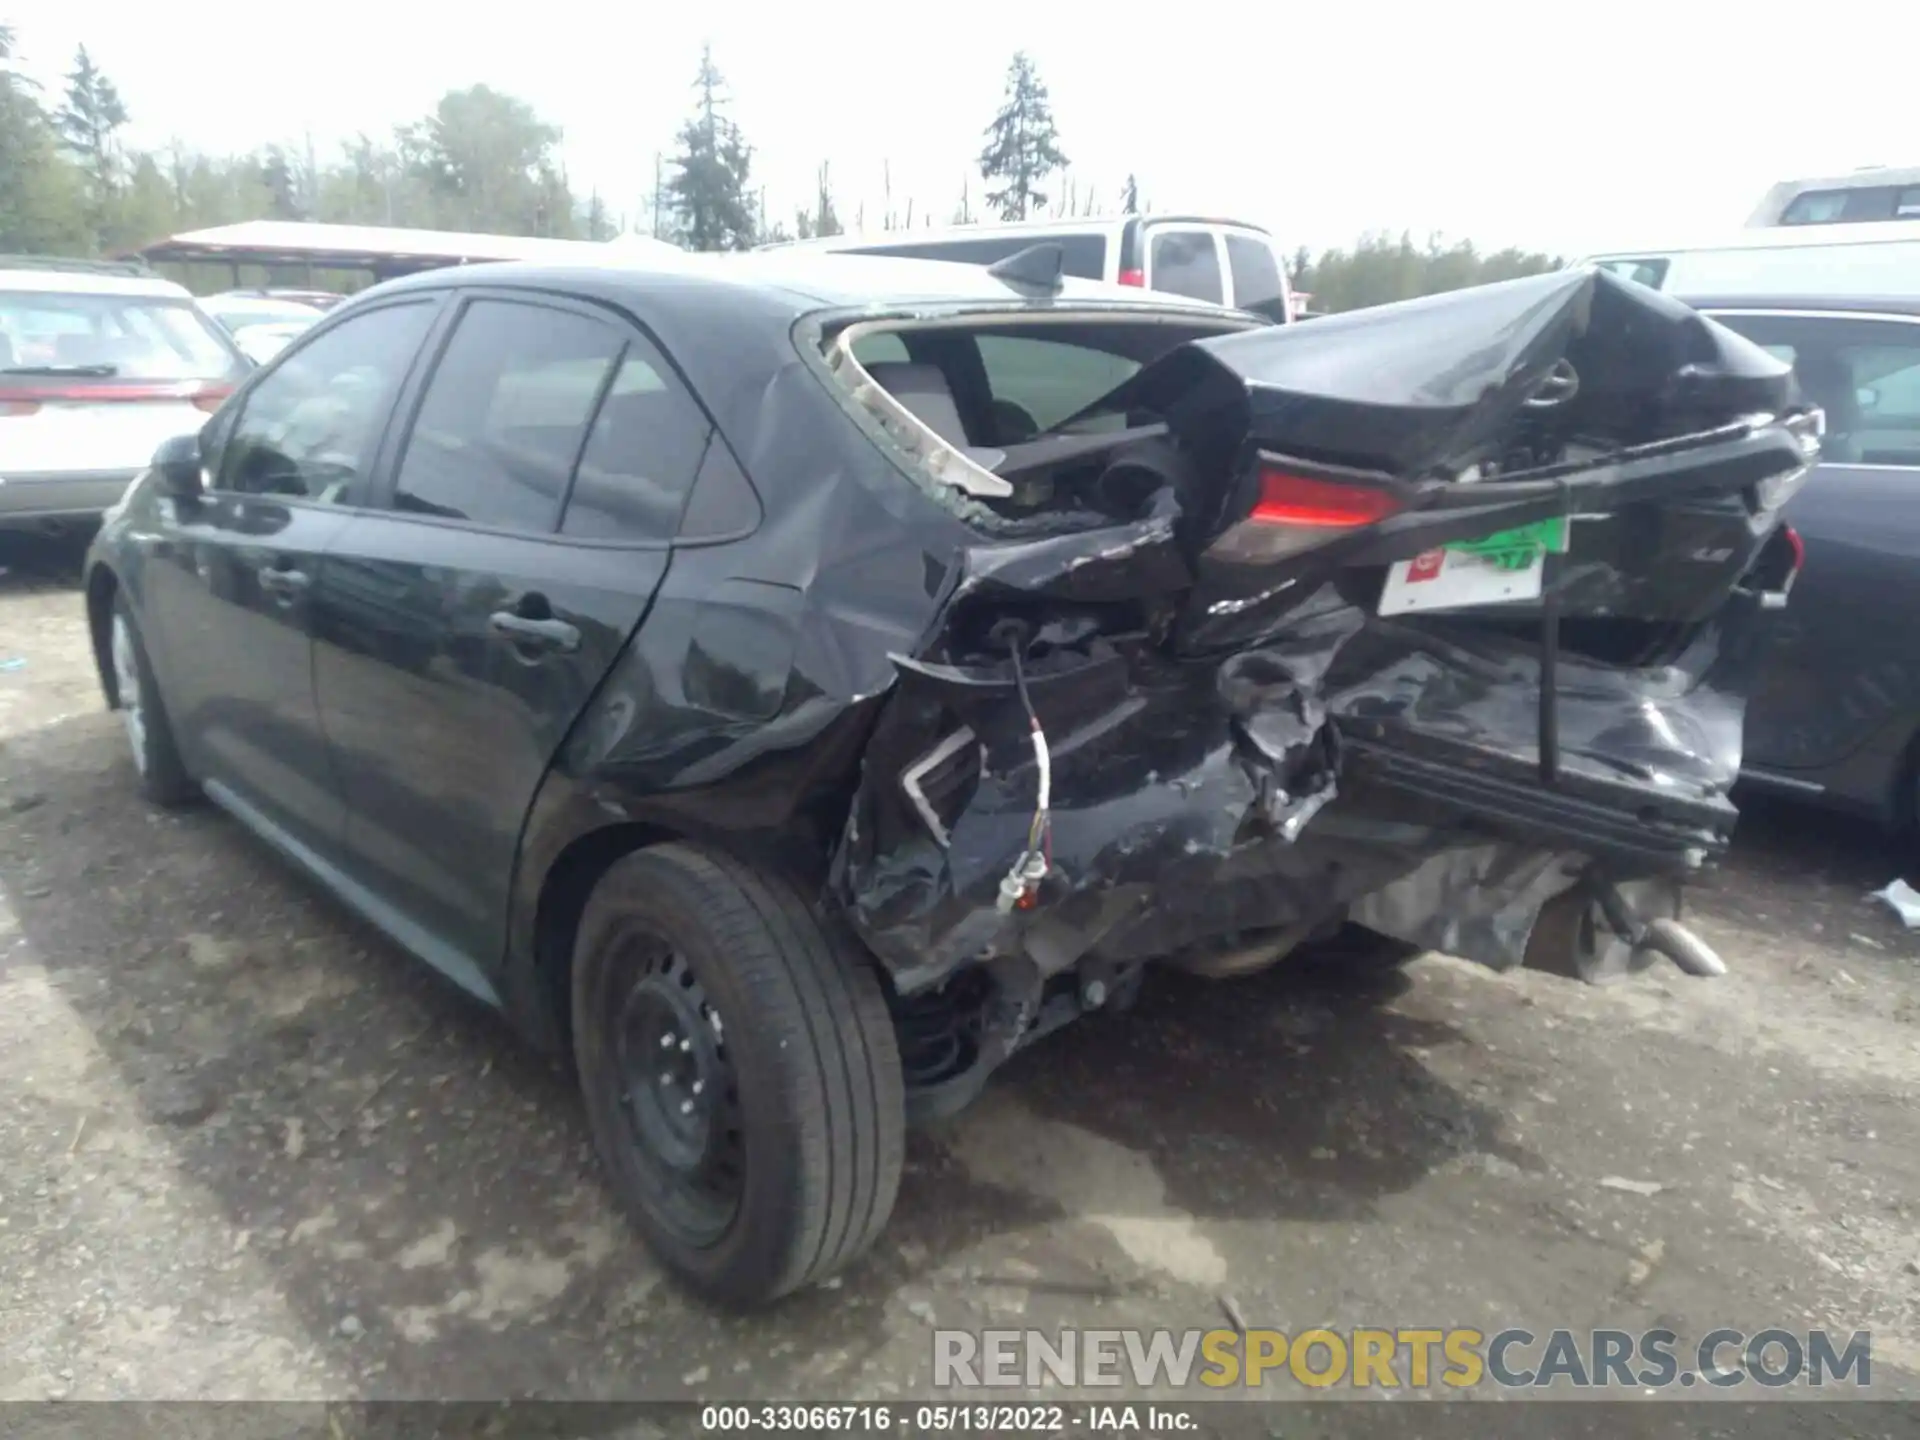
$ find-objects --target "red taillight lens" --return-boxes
[0,380,233,411]
[1784,523,1805,575]
[1117,268,1145,287]
[1250,468,1402,528]
[1209,466,1405,566]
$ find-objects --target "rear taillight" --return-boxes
[1250,468,1403,528]
[0,380,234,412]
[1210,465,1405,565]
[1118,268,1145,287]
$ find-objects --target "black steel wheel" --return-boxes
[571,843,905,1307]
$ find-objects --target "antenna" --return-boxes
[985,242,1066,292]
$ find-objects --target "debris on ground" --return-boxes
[1598,1176,1667,1197]
[1871,879,1920,928]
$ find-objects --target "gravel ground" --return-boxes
[4,533,1920,1417]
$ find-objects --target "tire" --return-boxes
[109,596,197,807]
[571,843,905,1307]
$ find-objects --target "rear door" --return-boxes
[310,291,713,988]
[1143,225,1228,306]
[1221,229,1293,323]
[1703,308,1920,774]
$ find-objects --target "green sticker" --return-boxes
[1445,516,1569,569]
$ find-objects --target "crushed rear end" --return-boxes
[824,268,1816,1115]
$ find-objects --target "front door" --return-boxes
[311,293,714,986]
[142,298,441,857]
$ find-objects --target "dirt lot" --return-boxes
[4,533,1920,1411]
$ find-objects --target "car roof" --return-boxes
[1679,294,1920,318]
[766,214,1275,254]
[366,247,1239,316]
[0,268,195,298]
[1583,219,1920,261]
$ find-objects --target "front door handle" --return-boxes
[257,564,311,596]
[488,611,581,654]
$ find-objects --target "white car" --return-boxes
[761,215,1300,323]
[199,292,325,363]
[1,258,250,533]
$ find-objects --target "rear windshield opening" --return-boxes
[827,312,1249,528]
[0,291,245,382]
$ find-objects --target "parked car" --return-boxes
[1672,291,1920,823]
[762,215,1298,322]
[0,255,250,535]
[1748,167,1920,227]
[83,253,1812,1306]
[198,292,325,363]
[1580,221,1920,298]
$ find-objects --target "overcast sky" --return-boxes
[4,0,1904,257]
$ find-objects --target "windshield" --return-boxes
[0,291,245,380]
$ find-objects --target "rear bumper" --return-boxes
[835,583,1765,993]
[0,470,137,527]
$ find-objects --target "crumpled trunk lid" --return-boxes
[832,269,1817,994]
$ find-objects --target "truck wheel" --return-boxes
[571,843,905,1307]
[109,597,197,807]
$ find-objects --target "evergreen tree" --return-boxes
[0,25,89,252]
[977,51,1067,222]
[55,45,128,208]
[665,46,755,251]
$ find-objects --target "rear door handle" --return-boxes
[257,565,311,596]
[488,611,581,654]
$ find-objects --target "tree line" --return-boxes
[2,25,1558,310]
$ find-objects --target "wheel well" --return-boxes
[86,565,120,707]
[531,821,674,1056]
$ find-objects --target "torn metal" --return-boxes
[830,269,1817,1031]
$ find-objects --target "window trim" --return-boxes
[359,285,748,551]
[206,294,444,507]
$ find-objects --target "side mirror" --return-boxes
[152,432,207,502]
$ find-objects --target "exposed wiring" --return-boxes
[996,630,1052,913]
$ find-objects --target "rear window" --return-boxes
[1149,230,1224,304]
[0,291,243,381]
[1225,233,1286,313]
[838,234,1108,280]
[1779,186,1920,225]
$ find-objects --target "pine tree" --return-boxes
[977,51,1068,222]
[0,26,90,253]
[1120,174,1139,215]
[665,46,756,252]
[54,46,128,203]
[813,161,841,237]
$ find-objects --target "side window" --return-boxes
[218,302,435,502]
[1149,230,1224,304]
[392,299,623,532]
[851,332,911,367]
[560,342,715,543]
[974,334,1139,435]
[1225,234,1286,314]
[1712,313,1920,466]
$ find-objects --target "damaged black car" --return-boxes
[82,250,1817,1306]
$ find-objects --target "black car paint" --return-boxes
[87,258,1810,1084]
[1687,296,1920,825]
